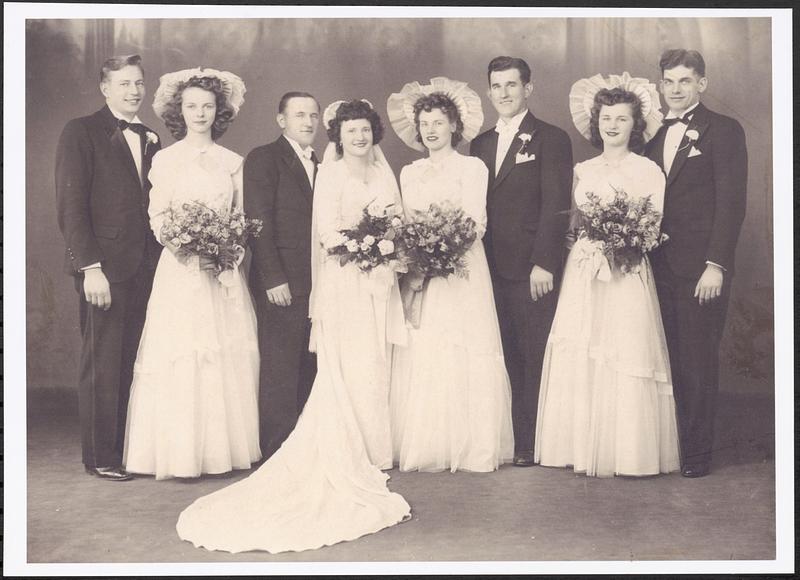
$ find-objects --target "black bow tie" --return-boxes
[118,119,147,135]
[662,113,693,127]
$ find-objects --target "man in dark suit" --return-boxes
[646,49,747,478]
[244,92,320,460]
[56,54,162,481]
[470,56,573,467]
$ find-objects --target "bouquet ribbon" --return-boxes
[217,263,241,298]
[366,265,407,359]
[573,238,612,282]
[400,277,427,329]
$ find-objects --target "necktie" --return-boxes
[662,112,693,127]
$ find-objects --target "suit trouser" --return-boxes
[492,274,559,454]
[75,264,154,468]
[654,260,731,467]
[254,293,316,458]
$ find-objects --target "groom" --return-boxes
[470,56,573,466]
[244,91,321,460]
[646,49,747,478]
[55,54,162,481]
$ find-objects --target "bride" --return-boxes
[176,99,411,553]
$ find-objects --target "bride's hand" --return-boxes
[164,239,190,264]
[404,272,425,292]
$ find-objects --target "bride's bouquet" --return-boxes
[160,201,263,277]
[398,201,478,327]
[573,187,668,275]
[325,202,405,273]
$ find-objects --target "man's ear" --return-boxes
[697,77,708,94]
[100,82,109,99]
[524,81,533,99]
[276,113,286,129]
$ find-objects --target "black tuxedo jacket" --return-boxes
[244,135,318,297]
[56,105,161,283]
[470,111,573,280]
[645,102,747,279]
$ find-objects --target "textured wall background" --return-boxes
[25,17,773,390]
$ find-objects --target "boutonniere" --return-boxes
[677,127,701,155]
[684,129,699,142]
[515,131,535,163]
[146,131,159,145]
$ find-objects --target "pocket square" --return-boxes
[688,146,702,158]
[515,152,536,164]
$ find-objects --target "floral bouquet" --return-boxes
[325,202,405,273]
[160,201,263,278]
[398,201,478,327]
[573,187,668,275]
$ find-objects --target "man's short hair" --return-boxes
[487,56,532,85]
[100,54,143,83]
[659,49,706,77]
[278,91,320,114]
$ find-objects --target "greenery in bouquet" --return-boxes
[325,202,405,273]
[160,201,263,275]
[401,200,478,279]
[573,187,668,274]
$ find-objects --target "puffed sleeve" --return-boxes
[230,155,245,211]
[399,164,415,220]
[147,150,173,244]
[644,157,666,219]
[460,156,489,239]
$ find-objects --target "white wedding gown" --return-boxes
[176,152,411,553]
[534,152,680,477]
[390,151,514,472]
[123,140,261,479]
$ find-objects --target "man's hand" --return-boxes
[529,265,554,302]
[694,263,724,305]
[83,268,111,310]
[267,282,292,307]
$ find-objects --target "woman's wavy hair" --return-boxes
[589,87,647,153]
[161,76,235,140]
[326,100,384,156]
[413,92,464,148]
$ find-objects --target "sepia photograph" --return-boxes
[4,3,794,576]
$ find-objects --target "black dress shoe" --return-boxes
[85,466,133,481]
[513,451,536,467]
[681,463,710,478]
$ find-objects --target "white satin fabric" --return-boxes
[535,152,680,477]
[176,145,411,554]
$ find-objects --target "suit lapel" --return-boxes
[278,136,313,204]
[666,103,710,189]
[493,111,536,191]
[100,106,143,188]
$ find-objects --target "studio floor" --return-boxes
[25,386,775,566]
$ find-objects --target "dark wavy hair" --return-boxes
[326,100,384,156]
[413,92,464,148]
[100,54,143,83]
[487,55,532,85]
[659,48,706,77]
[589,88,647,153]
[160,76,235,140]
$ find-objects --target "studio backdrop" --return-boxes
[25,17,774,392]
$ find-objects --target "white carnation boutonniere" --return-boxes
[515,132,536,163]
[684,129,700,143]
[146,131,159,145]
[678,128,702,157]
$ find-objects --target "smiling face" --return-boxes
[180,86,217,136]
[100,64,145,119]
[339,118,373,158]
[660,64,707,116]
[417,108,455,153]
[598,103,635,149]
[278,96,320,148]
[488,68,532,121]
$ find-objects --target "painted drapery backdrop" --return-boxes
[26,17,773,392]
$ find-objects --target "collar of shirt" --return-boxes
[495,109,528,135]
[284,135,315,162]
[107,106,142,126]
[664,102,699,121]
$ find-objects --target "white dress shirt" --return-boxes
[284,135,316,188]
[662,102,699,175]
[108,106,144,181]
[494,109,528,176]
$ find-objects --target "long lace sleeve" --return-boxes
[647,160,667,221]
[460,157,489,239]
[231,157,245,212]
[313,162,344,250]
[147,150,173,244]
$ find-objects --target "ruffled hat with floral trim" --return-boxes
[152,67,246,120]
[568,72,663,143]
[387,76,484,152]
